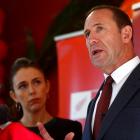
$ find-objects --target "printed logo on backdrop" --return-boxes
[70,89,98,120]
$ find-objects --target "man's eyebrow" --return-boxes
[84,23,103,35]
[92,23,102,27]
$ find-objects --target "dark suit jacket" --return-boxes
[82,63,140,140]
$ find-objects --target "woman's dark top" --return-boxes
[27,117,82,140]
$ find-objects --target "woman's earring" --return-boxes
[16,102,22,112]
[15,102,23,120]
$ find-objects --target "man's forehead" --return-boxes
[85,9,114,25]
[87,8,113,19]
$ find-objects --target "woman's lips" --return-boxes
[28,98,40,105]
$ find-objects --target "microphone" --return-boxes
[0,104,11,125]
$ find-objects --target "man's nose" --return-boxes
[89,38,98,46]
[87,37,99,48]
[87,33,99,46]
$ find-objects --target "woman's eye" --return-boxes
[34,80,41,85]
[18,84,27,90]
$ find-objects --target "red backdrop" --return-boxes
[56,32,103,126]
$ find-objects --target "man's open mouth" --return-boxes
[92,49,103,55]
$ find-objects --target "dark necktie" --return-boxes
[93,76,113,140]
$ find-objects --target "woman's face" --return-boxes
[10,67,50,113]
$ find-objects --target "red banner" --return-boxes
[55,31,103,126]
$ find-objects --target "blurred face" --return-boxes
[10,67,50,114]
[84,9,131,74]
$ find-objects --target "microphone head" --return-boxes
[0,104,11,125]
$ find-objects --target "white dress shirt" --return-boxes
[91,56,140,131]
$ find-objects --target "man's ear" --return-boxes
[121,25,132,43]
[9,90,18,102]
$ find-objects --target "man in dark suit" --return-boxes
[39,5,140,140]
[82,5,140,140]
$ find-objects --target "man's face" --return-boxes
[84,9,126,73]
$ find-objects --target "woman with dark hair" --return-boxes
[9,57,82,140]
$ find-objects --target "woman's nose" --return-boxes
[28,85,35,95]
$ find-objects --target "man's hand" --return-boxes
[37,122,74,140]
[64,132,74,140]
[37,122,54,140]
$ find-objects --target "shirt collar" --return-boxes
[104,56,140,84]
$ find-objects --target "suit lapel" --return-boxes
[97,64,140,140]
[82,100,95,140]
[82,82,104,140]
